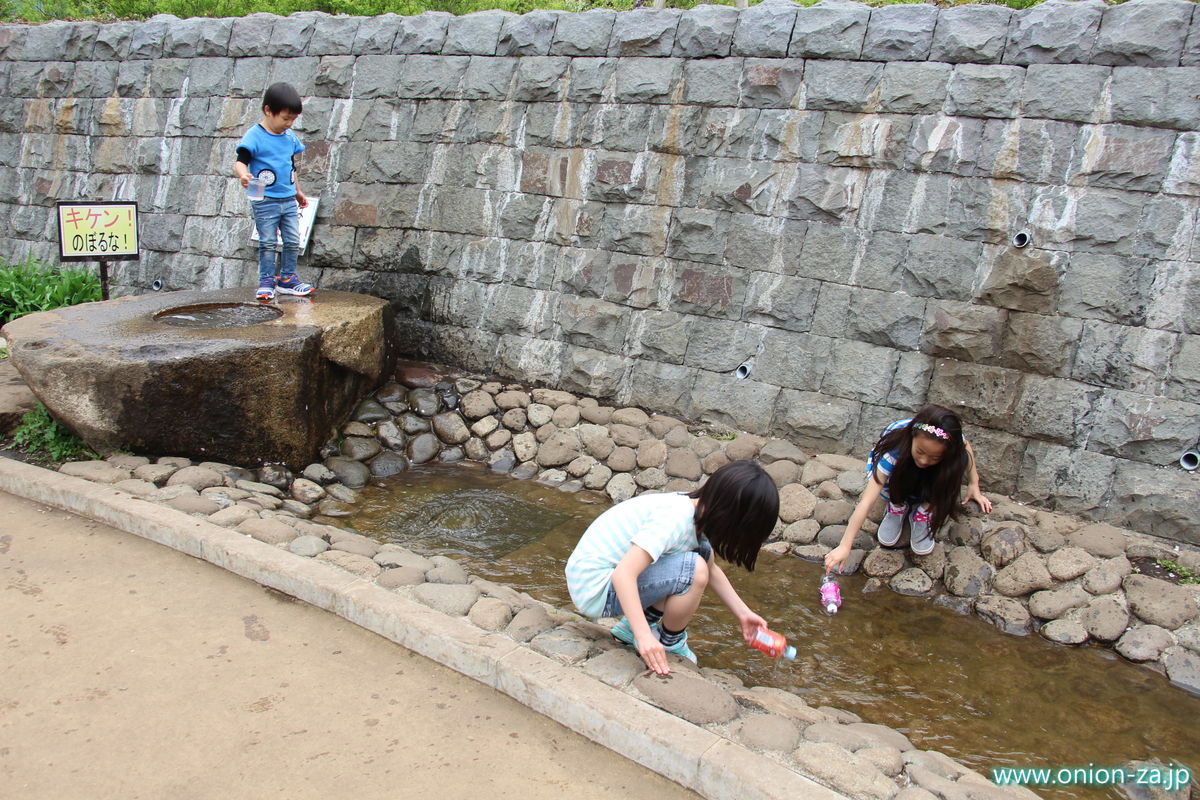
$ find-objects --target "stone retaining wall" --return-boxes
[1,0,1198,541]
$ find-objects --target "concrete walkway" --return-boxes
[0,489,699,799]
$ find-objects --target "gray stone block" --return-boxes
[1003,0,1104,65]
[683,59,742,107]
[820,340,899,404]
[817,112,912,170]
[1021,63,1110,123]
[1059,253,1154,325]
[560,345,625,399]
[565,57,617,102]
[1108,66,1200,130]
[1092,0,1194,67]
[683,316,762,373]
[1106,460,1200,544]
[624,360,698,417]
[498,10,560,56]
[444,10,508,56]
[877,62,951,115]
[227,13,275,59]
[510,56,569,102]
[163,18,231,58]
[946,63,1025,118]
[743,274,821,334]
[670,261,748,321]
[930,4,1013,64]
[1090,390,1200,464]
[754,330,831,392]
[1164,132,1200,196]
[732,0,798,58]
[306,15,360,56]
[69,62,118,98]
[267,14,318,58]
[739,59,805,109]
[609,8,679,57]
[929,359,1025,428]
[725,214,804,274]
[922,300,1006,364]
[1014,376,1103,447]
[1073,322,1179,395]
[396,54,468,99]
[557,296,630,352]
[462,57,516,100]
[674,4,739,58]
[903,234,983,301]
[550,9,616,57]
[846,288,925,351]
[92,21,136,60]
[804,59,883,113]
[1186,7,1200,66]
[1067,124,1177,193]
[1166,334,1200,403]
[1027,185,1143,255]
[862,4,937,62]
[889,351,934,410]
[689,369,780,436]
[1132,195,1196,260]
[686,157,779,216]
[809,282,851,339]
[352,14,402,54]
[1148,261,1200,334]
[596,202,661,256]
[313,54,355,98]
[1000,311,1082,378]
[13,19,93,61]
[773,389,862,454]
[789,0,869,60]
[976,245,1065,316]
[627,310,691,364]
[614,57,681,103]
[396,12,450,54]
[780,163,867,223]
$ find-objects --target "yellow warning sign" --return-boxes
[56,201,139,261]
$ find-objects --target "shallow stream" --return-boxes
[343,464,1199,800]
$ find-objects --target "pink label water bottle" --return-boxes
[820,574,842,615]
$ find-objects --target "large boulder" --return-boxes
[2,289,393,469]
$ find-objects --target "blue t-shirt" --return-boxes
[237,123,305,199]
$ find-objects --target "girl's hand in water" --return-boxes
[636,630,670,676]
[824,543,851,575]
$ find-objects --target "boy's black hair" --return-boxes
[870,404,969,535]
[688,460,779,572]
[263,82,303,115]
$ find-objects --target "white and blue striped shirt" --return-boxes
[565,492,699,619]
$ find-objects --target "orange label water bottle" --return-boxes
[749,628,797,660]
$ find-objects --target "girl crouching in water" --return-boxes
[825,404,992,575]
[566,460,779,676]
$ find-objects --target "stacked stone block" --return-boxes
[1,0,1198,541]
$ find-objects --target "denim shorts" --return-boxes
[600,540,712,618]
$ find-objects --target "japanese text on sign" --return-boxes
[57,202,139,261]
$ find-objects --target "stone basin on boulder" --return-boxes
[1,288,394,469]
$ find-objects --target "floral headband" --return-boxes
[914,422,953,441]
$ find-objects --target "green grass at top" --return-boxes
[2,0,1065,24]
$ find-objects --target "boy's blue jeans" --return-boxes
[250,197,300,281]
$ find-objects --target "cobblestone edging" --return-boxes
[48,362,1200,702]
[2,1,1199,541]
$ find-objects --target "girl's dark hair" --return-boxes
[263,82,303,115]
[870,404,969,534]
[688,460,779,572]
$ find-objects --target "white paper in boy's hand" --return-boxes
[250,197,319,253]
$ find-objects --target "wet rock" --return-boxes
[323,457,371,489]
[1160,646,1200,694]
[946,517,983,548]
[536,430,583,467]
[1123,574,1199,630]
[730,714,801,752]
[980,523,1027,567]
[399,412,432,434]
[913,544,947,580]
[511,462,538,480]
[1069,523,1128,558]
[470,416,499,439]
[993,551,1054,597]
[607,473,637,502]
[891,567,933,596]
[781,519,821,545]
[431,412,470,445]
[1115,625,1175,662]
[1028,584,1091,620]
[581,647,646,689]
[343,422,374,439]
[634,669,739,725]
[237,517,297,545]
[864,548,907,578]
[468,596,513,630]
[1046,547,1098,581]
[552,405,580,428]
[369,450,408,477]
[406,432,439,465]
[506,605,556,642]
[374,548,433,571]
[1080,595,1130,642]
[607,446,637,472]
[975,595,1032,635]
[814,500,854,526]
[408,387,440,416]
[288,535,329,557]
[791,741,899,800]
[412,582,480,616]
[1084,556,1133,595]
[501,408,528,431]
[1040,618,1090,645]
[351,398,390,423]
[325,483,358,503]
[460,389,497,419]
[731,686,828,725]
[634,467,668,489]
[290,477,326,504]
[902,749,972,780]
[302,463,337,484]
[944,547,994,597]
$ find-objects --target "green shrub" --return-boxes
[11,403,95,462]
[0,256,102,326]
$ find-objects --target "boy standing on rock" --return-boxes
[234,82,315,303]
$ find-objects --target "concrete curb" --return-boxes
[0,456,847,800]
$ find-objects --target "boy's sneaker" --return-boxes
[256,278,275,303]
[909,507,935,555]
[877,501,908,546]
[660,630,697,664]
[275,274,314,296]
[610,616,658,647]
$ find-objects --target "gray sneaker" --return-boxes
[909,507,935,555]
[877,502,908,546]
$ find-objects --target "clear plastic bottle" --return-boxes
[749,627,797,660]
[820,574,842,614]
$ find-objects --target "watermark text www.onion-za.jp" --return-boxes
[991,764,1192,792]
